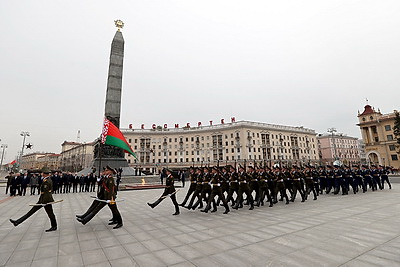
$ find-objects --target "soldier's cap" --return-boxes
[248,165,254,170]
[352,165,359,168]
[238,165,244,170]
[105,165,117,174]
[165,168,173,173]
[326,165,332,168]
[212,166,219,171]
[195,167,202,171]
[41,167,51,174]
[318,166,325,168]
[9,171,14,174]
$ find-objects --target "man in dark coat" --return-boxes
[10,168,57,232]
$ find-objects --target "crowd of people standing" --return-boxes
[4,171,100,196]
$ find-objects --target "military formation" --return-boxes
[178,164,393,214]
[4,163,393,232]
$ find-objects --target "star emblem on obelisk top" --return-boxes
[114,19,124,31]
[26,143,33,149]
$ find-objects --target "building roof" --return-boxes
[359,105,375,116]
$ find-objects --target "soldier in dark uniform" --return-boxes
[216,166,230,206]
[370,165,382,190]
[361,165,373,192]
[226,166,239,207]
[380,166,392,189]
[282,167,293,198]
[148,169,180,215]
[77,166,123,228]
[258,165,273,207]
[304,166,317,200]
[180,167,196,207]
[290,166,305,202]
[325,165,334,194]
[233,166,254,210]
[186,168,204,210]
[248,166,260,206]
[318,166,327,194]
[201,167,229,214]
[333,165,343,195]
[10,168,57,232]
[352,165,363,193]
[273,167,290,204]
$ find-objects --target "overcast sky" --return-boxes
[1,0,399,163]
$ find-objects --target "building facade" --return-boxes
[60,141,95,172]
[357,104,400,168]
[122,120,318,173]
[20,152,60,170]
[317,133,361,166]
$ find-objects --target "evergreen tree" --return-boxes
[394,111,400,153]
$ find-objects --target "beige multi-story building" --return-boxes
[20,152,60,170]
[60,141,95,172]
[122,120,318,173]
[20,152,49,170]
[357,104,400,168]
[317,133,361,166]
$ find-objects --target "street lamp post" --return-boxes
[278,133,283,167]
[20,131,30,166]
[0,144,8,170]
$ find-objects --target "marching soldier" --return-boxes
[10,167,57,232]
[325,165,334,194]
[333,165,343,195]
[304,166,317,200]
[233,166,254,210]
[201,167,229,214]
[370,165,382,190]
[200,167,212,210]
[258,166,273,207]
[180,167,196,207]
[318,166,327,194]
[248,166,260,206]
[148,168,180,215]
[77,166,123,228]
[226,166,239,207]
[380,166,392,189]
[361,165,374,192]
[273,167,290,204]
[352,165,363,193]
[290,166,305,202]
[186,168,204,210]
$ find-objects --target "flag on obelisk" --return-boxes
[101,118,137,158]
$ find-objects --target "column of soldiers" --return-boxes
[178,164,393,214]
[4,170,99,196]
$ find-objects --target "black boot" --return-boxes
[45,226,57,232]
[9,219,19,227]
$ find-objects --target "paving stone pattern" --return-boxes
[0,185,399,266]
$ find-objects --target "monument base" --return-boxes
[92,157,129,171]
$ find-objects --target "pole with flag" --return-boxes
[101,117,137,158]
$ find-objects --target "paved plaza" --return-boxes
[0,184,399,267]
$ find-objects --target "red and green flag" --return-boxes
[101,118,137,159]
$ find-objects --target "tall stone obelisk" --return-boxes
[93,20,129,169]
